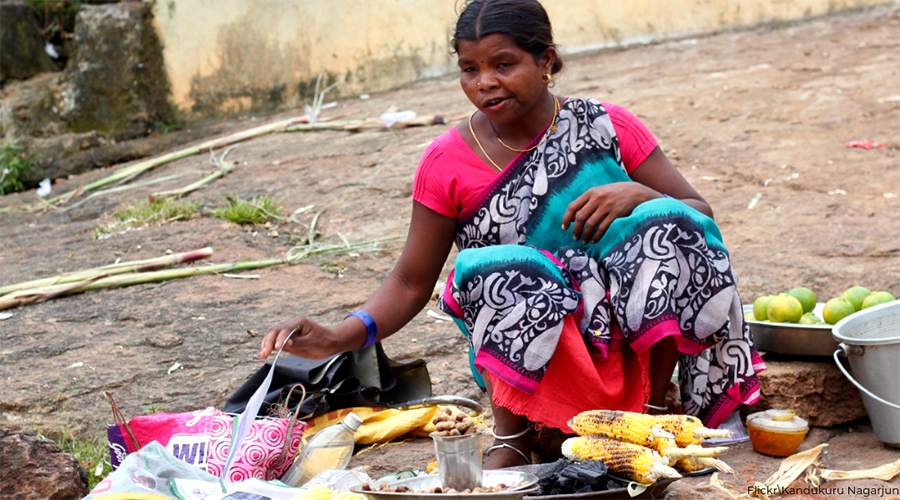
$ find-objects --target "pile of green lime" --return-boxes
[823,287,896,325]
[748,286,895,325]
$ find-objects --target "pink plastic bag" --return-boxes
[206,408,305,482]
[107,393,305,482]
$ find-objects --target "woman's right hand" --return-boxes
[259,315,353,360]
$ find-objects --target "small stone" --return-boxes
[147,333,183,349]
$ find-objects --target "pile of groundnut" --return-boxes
[432,408,478,436]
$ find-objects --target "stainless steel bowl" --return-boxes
[743,303,839,357]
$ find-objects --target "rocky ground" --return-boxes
[1,7,899,499]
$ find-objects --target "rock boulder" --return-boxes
[0,2,57,83]
[0,425,90,500]
[52,2,172,140]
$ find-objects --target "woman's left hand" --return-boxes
[561,182,653,243]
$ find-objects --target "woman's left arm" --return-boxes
[629,146,713,219]
[562,146,713,244]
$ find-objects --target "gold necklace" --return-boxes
[493,94,560,153]
[468,111,502,172]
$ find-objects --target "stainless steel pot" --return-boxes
[833,301,900,447]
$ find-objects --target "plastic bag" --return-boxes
[85,441,217,500]
[107,397,306,482]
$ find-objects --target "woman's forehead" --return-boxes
[457,33,526,59]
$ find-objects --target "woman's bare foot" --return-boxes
[484,435,532,469]
[481,370,533,469]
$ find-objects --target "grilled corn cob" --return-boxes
[567,410,726,460]
[653,414,733,447]
[561,436,681,484]
[673,456,735,474]
[568,410,675,449]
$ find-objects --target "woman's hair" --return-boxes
[452,0,563,74]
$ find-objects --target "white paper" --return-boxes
[302,468,371,492]
[37,178,52,197]
[45,42,59,59]
[380,110,416,128]
[172,478,299,500]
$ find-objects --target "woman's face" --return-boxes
[457,34,554,125]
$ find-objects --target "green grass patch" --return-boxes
[55,427,112,490]
[0,141,35,195]
[317,256,349,277]
[94,198,200,238]
[211,194,282,225]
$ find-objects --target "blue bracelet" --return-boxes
[662,193,672,199]
[345,310,377,350]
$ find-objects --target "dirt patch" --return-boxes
[1,8,899,494]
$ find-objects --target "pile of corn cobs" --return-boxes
[562,410,735,484]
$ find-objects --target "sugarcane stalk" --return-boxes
[60,172,201,212]
[149,163,235,201]
[0,258,285,311]
[41,115,311,207]
[286,235,403,263]
[45,147,203,206]
[0,247,213,296]
[283,120,363,132]
[0,237,404,311]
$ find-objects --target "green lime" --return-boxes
[862,291,895,310]
[767,294,804,323]
[753,295,775,321]
[744,312,757,321]
[787,287,817,314]
[799,312,825,325]
[842,286,871,312]
[823,297,856,325]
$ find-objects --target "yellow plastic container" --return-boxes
[745,409,809,457]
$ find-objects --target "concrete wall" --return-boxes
[151,0,891,117]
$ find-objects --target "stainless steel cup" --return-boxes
[430,428,484,491]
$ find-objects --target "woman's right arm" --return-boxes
[260,201,457,360]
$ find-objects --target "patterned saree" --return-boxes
[437,98,764,429]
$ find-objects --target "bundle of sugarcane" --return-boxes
[0,248,217,310]
[565,409,734,480]
[0,236,403,311]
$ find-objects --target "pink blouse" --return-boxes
[413,102,658,219]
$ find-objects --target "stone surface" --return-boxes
[0,425,89,500]
[0,11,898,500]
[750,359,868,427]
[0,73,63,140]
[0,2,57,83]
[52,2,172,140]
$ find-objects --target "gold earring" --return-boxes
[542,73,552,85]
[477,82,481,87]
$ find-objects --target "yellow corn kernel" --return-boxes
[567,410,674,451]
[653,415,733,447]
[290,485,332,500]
[328,492,361,500]
[561,436,681,484]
